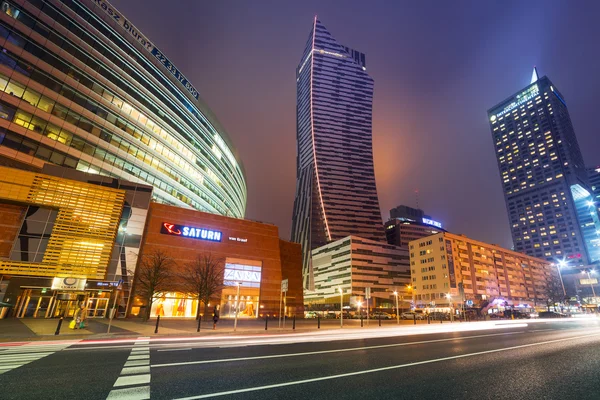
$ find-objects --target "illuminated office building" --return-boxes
[0,0,246,218]
[488,68,600,266]
[385,205,445,248]
[291,17,385,289]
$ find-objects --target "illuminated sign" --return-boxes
[581,278,598,285]
[229,237,248,243]
[445,240,456,289]
[422,218,442,229]
[92,0,199,100]
[160,222,222,242]
[494,84,539,119]
[224,269,261,284]
[51,277,86,291]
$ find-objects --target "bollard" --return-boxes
[293,314,296,330]
[54,317,63,335]
[317,314,321,329]
[378,315,381,327]
[440,315,443,324]
[428,315,430,324]
[360,314,363,327]
[197,316,201,333]
[413,314,416,325]
[155,315,160,334]
[265,315,268,331]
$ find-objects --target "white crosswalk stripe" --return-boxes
[0,341,78,374]
[106,337,151,400]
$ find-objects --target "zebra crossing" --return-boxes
[0,341,78,375]
[106,337,151,400]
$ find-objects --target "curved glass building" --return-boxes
[0,0,246,218]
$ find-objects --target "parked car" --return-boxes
[305,311,319,319]
[371,312,393,320]
[427,312,450,320]
[401,311,425,320]
[539,311,568,318]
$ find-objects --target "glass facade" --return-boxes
[0,0,246,218]
[0,166,125,279]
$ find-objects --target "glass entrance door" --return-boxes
[86,298,109,318]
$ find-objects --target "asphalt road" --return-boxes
[1,318,599,399]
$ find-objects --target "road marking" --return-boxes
[121,366,151,375]
[530,329,553,332]
[173,332,600,399]
[157,348,192,352]
[106,338,151,399]
[106,386,150,400]
[152,331,525,368]
[124,360,150,367]
[127,354,150,360]
[0,341,77,375]
[114,374,151,387]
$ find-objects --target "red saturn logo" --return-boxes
[162,223,181,235]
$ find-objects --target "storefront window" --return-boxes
[220,260,262,318]
[150,293,197,318]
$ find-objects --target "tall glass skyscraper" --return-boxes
[488,69,600,266]
[291,17,385,289]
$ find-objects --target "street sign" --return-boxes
[365,287,371,299]
[281,279,288,292]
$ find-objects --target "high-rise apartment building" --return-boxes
[488,69,600,266]
[409,232,556,310]
[291,17,385,289]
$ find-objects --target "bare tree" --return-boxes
[546,274,566,311]
[179,253,225,320]
[135,249,177,321]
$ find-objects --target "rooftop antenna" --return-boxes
[530,66,539,84]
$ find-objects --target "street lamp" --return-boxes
[583,269,597,305]
[233,282,241,332]
[357,300,362,320]
[338,287,344,328]
[393,291,400,324]
[407,285,415,309]
[556,260,567,297]
[446,293,453,322]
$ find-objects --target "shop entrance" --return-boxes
[14,289,53,318]
[86,297,109,318]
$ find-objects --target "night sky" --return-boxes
[111,0,600,248]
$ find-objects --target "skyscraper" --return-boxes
[291,17,385,289]
[488,68,600,266]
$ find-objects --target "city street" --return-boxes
[0,318,599,399]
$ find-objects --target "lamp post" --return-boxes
[584,270,597,305]
[556,261,567,297]
[357,300,362,321]
[339,286,343,328]
[233,282,241,332]
[407,285,415,309]
[393,291,400,324]
[446,293,453,322]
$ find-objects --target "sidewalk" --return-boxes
[0,316,457,342]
